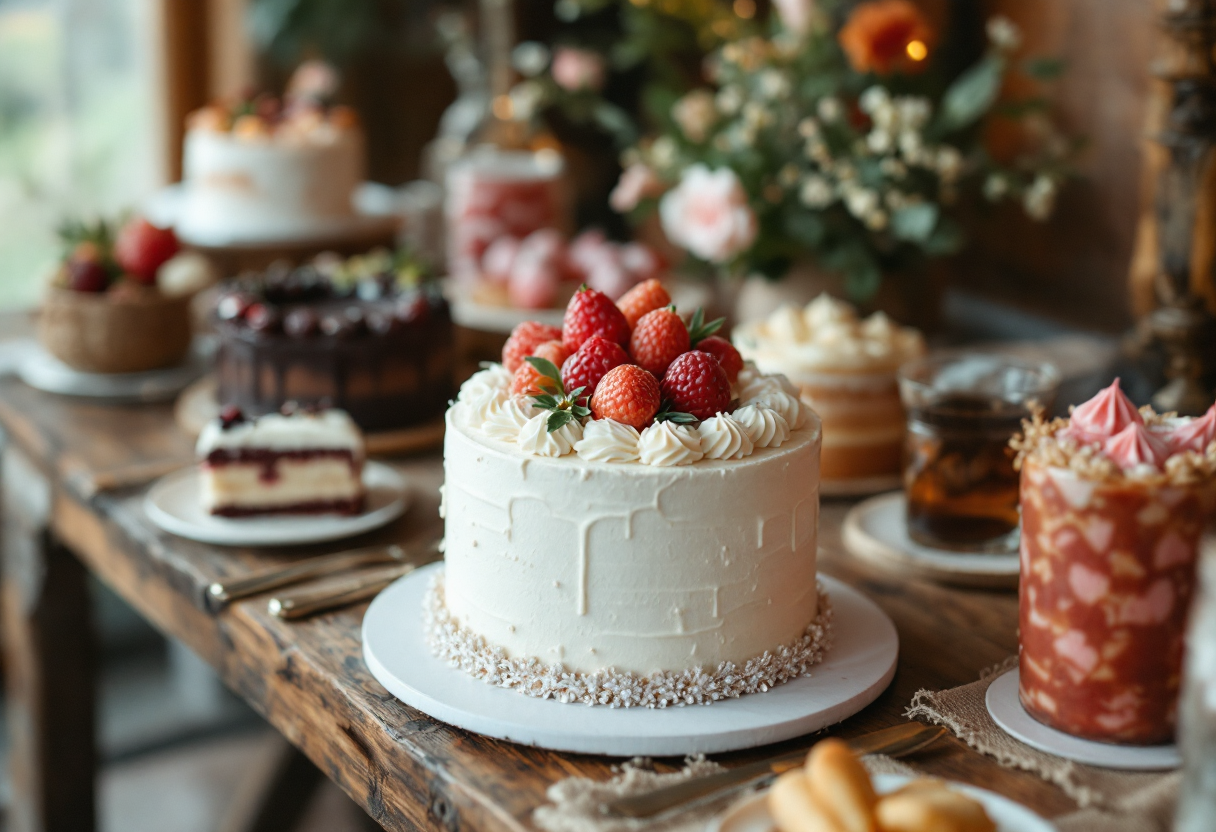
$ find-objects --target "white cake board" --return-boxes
[710,774,1053,832]
[362,564,899,756]
[842,492,1020,589]
[986,669,1180,771]
[145,462,409,546]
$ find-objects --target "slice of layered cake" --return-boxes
[197,406,366,517]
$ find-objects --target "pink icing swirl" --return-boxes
[1168,404,1216,453]
[1104,422,1170,470]
[1064,378,1143,443]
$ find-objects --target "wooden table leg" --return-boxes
[1,443,97,832]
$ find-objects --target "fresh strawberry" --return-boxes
[562,285,630,351]
[561,336,630,403]
[616,278,671,329]
[630,306,689,377]
[696,336,744,383]
[502,321,562,372]
[114,217,180,285]
[510,340,569,396]
[591,364,661,429]
[660,351,732,421]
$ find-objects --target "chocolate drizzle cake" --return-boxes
[213,251,453,432]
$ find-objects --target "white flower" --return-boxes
[757,70,791,100]
[983,173,1009,201]
[804,138,831,164]
[897,97,932,130]
[742,101,773,130]
[865,209,889,231]
[673,89,718,142]
[879,157,907,178]
[859,86,890,116]
[800,175,835,208]
[936,147,963,182]
[987,16,1021,51]
[717,85,745,115]
[1024,174,1058,220]
[866,129,893,154]
[771,0,814,37]
[650,136,678,169]
[778,164,801,187]
[816,96,842,122]
[660,165,758,263]
[511,42,550,77]
[844,186,879,220]
[797,118,820,138]
[899,130,925,160]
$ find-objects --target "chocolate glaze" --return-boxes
[215,284,454,433]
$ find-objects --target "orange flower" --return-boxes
[838,0,933,75]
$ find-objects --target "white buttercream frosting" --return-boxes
[638,421,705,466]
[739,379,806,429]
[459,387,508,427]
[699,412,755,460]
[734,403,791,448]
[459,363,514,400]
[197,409,362,455]
[574,419,641,463]
[733,293,924,376]
[482,398,534,443]
[518,412,582,457]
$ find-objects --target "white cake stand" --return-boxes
[362,564,899,756]
[842,492,1020,589]
[986,669,1180,771]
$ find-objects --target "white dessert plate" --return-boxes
[444,278,715,335]
[820,474,904,499]
[363,565,898,757]
[985,669,1180,771]
[144,182,400,248]
[144,461,409,546]
[9,337,214,402]
[842,492,1020,589]
[708,773,1055,832]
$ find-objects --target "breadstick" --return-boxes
[805,739,877,832]
[874,788,996,832]
[770,770,844,832]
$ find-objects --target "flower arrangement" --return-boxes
[570,0,1076,301]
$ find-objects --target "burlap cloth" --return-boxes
[534,658,1179,831]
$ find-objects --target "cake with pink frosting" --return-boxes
[1013,380,1216,744]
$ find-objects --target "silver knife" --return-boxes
[267,555,440,620]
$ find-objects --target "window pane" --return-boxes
[0,0,161,310]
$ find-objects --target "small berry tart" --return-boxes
[197,405,366,517]
[40,216,212,373]
[432,286,829,707]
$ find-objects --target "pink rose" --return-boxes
[551,47,606,92]
[609,163,664,213]
[659,165,757,264]
[772,0,815,36]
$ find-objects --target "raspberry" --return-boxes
[660,351,732,421]
[562,285,631,352]
[591,365,661,430]
[629,307,689,377]
[561,336,630,403]
[616,278,671,329]
[509,340,569,397]
[502,321,562,372]
[696,336,744,383]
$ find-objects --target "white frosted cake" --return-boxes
[197,406,366,517]
[431,292,829,706]
[176,93,364,246]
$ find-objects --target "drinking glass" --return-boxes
[1176,534,1216,831]
[898,354,1059,553]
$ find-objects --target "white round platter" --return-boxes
[362,565,898,756]
[145,461,408,547]
[820,473,904,499]
[842,492,1020,589]
[444,278,715,335]
[144,182,399,248]
[708,773,1055,832]
[16,337,214,402]
[986,669,1180,771]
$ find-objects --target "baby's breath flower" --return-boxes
[816,96,843,122]
[797,118,819,138]
[896,97,932,130]
[879,157,907,179]
[650,136,678,169]
[757,69,791,100]
[987,16,1021,51]
[778,163,801,187]
[983,173,1009,201]
[936,147,963,182]
[844,186,879,219]
[742,101,773,130]
[866,130,893,154]
[859,86,890,115]
[673,89,719,143]
[799,175,835,208]
[1024,174,1057,220]
[717,85,745,115]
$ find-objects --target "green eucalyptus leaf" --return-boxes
[1024,57,1065,81]
[939,54,1005,133]
[892,203,940,243]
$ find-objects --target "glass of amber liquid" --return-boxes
[898,354,1059,553]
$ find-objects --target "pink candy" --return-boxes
[1065,378,1143,444]
[1104,422,1171,470]
[1167,403,1216,453]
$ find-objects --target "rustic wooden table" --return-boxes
[0,311,1080,832]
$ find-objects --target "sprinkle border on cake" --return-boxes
[423,571,833,708]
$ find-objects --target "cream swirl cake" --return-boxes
[734,294,924,482]
[432,287,829,707]
[197,406,366,517]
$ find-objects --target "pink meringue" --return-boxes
[1104,422,1170,470]
[1168,403,1216,453]
[1065,378,1143,443]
